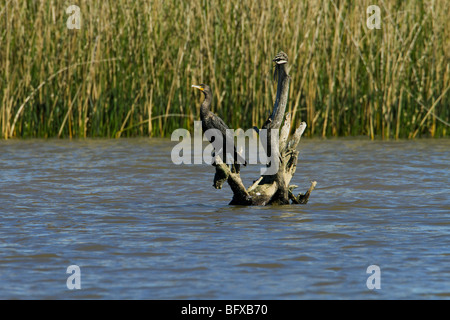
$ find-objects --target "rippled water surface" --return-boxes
[0,138,449,299]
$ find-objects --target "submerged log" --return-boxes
[212,51,316,205]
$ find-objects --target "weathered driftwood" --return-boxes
[213,51,316,206]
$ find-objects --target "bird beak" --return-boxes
[191,85,204,91]
[273,59,288,65]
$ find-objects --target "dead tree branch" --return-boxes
[211,51,316,205]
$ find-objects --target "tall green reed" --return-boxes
[0,0,448,139]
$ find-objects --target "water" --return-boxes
[0,138,449,299]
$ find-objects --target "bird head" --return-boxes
[272,51,288,65]
[191,84,211,96]
[272,51,289,81]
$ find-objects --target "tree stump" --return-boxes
[212,51,316,206]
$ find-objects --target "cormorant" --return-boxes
[192,84,247,171]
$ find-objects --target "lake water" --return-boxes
[0,138,449,299]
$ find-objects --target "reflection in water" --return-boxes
[0,138,449,299]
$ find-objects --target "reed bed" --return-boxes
[1,0,449,139]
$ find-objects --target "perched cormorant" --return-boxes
[192,84,247,171]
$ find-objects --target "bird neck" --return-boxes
[270,64,290,121]
[200,94,212,118]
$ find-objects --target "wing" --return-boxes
[210,113,230,133]
[209,113,234,146]
[211,113,247,166]
[203,112,247,166]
